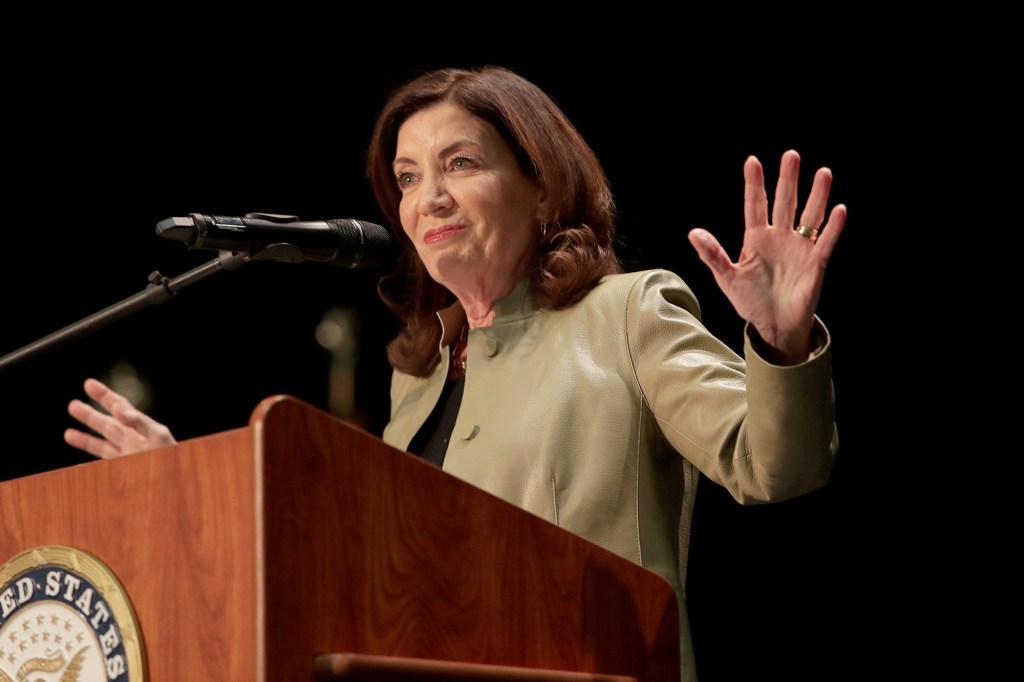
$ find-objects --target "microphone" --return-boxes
[155,212,396,268]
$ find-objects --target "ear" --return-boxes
[534,184,549,222]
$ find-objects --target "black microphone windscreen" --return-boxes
[327,218,396,269]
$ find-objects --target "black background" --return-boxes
[0,44,918,680]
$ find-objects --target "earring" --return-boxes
[539,220,548,237]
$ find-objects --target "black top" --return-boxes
[407,376,465,467]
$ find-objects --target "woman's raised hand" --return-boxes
[65,378,176,459]
[687,149,847,364]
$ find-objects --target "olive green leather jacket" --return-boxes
[383,269,839,682]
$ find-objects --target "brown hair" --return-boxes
[367,66,621,377]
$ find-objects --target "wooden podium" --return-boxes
[0,395,680,681]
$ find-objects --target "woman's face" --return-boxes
[393,102,544,301]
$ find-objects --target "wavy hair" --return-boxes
[367,66,622,377]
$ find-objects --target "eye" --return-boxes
[395,170,418,190]
[449,154,477,172]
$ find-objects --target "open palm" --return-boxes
[688,150,847,364]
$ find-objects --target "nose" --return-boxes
[418,173,453,215]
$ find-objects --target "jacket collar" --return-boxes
[434,275,537,347]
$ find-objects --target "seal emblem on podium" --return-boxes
[0,545,146,681]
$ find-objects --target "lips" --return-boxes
[423,224,467,245]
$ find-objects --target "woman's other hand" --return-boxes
[65,378,177,459]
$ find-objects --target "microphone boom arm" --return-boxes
[0,251,251,373]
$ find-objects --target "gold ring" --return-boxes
[795,225,816,240]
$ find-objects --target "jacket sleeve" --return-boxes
[625,269,839,503]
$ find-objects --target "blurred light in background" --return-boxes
[99,360,154,413]
[315,306,362,426]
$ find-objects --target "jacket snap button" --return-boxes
[485,338,500,357]
[461,425,480,441]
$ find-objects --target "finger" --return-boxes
[797,166,834,230]
[688,228,732,276]
[83,377,131,416]
[771,149,801,230]
[812,203,847,260]
[68,398,132,445]
[114,401,177,448]
[743,155,768,230]
[112,402,159,441]
[64,427,122,460]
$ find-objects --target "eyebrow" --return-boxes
[393,139,477,168]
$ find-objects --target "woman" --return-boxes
[65,66,846,681]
